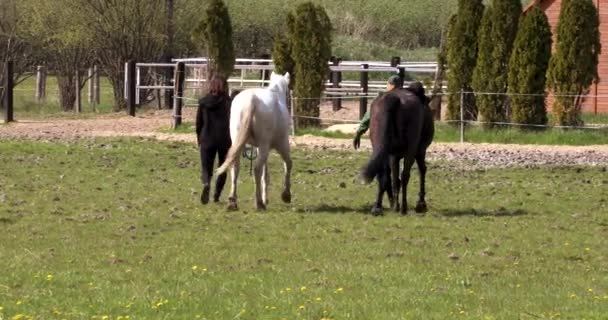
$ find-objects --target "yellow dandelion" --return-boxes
[588,288,593,292]
[585,248,591,251]
[11,314,25,320]
[300,286,307,291]
[569,294,577,299]
[459,310,465,314]
[270,306,277,310]
[0,306,3,311]
[192,265,198,271]
[102,316,109,320]
[298,305,305,310]
[202,268,208,272]
[47,274,54,281]
[315,297,322,302]
[16,301,22,305]
[286,287,292,291]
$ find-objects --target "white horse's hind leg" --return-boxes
[262,163,269,206]
[276,139,292,203]
[227,158,240,211]
[254,145,270,210]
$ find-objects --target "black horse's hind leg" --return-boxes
[415,152,428,213]
[401,156,416,215]
[390,156,401,212]
[372,166,391,216]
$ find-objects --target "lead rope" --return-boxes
[243,145,258,176]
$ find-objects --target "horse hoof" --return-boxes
[281,190,292,203]
[371,206,384,216]
[415,202,428,214]
[227,198,238,211]
[256,202,267,211]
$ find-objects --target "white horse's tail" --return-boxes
[216,97,257,175]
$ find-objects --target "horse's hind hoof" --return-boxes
[281,190,292,204]
[415,202,428,214]
[371,206,384,216]
[227,198,238,211]
[256,202,267,211]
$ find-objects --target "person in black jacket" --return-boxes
[196,76,232,204]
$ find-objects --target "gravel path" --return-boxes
[1,110,607,169]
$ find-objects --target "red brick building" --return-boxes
[525,0,607,113]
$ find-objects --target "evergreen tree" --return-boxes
[446,0,484,121]
[289,2,332,127]
[547,0,600,126]
[193,0,235,79]
[473,0,521,126]
[507,6,552,127]
[272,13,295,89]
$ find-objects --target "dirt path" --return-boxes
[1,110,607,168]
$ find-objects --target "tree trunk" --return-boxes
[58,75,77,111]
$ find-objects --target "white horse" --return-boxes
[215,72,292,210]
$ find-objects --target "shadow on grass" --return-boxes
[294,203,372,214]
[438,207,529,218]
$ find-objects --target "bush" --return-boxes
[446,0,484,121]
[289,2,332,127]
[473,0,521,126]
[507,6,552,127]
[193,0,235,78]
[546,0,600,126]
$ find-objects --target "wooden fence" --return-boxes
[125,57,439,127]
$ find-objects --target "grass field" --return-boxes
[0,138,606,319]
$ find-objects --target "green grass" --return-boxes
[434,123,608,146]
[13,76,117,119]
[0,138,607,319]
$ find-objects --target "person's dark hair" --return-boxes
[387,75,403,87]
[208,76,228,96]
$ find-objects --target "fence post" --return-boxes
[164,56,174,109]
[331,56,342,111]
[126,60,136,116]
[3,61,14,123]
[391,57,405,87]
[172,61,186,129]
[35,65,46,103]
[260,54,270,87]
[75,69,82,113]
[460,89,465,143]
[359,64,369,119]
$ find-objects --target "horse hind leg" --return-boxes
[261,163,269,206]
[400,156,416,215]
[372,167,390,216]
[276,139,292,204]
[414,152,428,214]
[254,146,270,210]
[390,156,401,212]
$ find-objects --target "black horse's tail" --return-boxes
[361,95,399,183]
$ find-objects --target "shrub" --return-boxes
[473,0,521,126]
[546,0,600,126]
[507,6,552,127]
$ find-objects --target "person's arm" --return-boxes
[195,101,204,146]
[353,110,371,149]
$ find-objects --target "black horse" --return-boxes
[361,82,434,215]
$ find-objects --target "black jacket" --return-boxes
[195,94,231,148]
